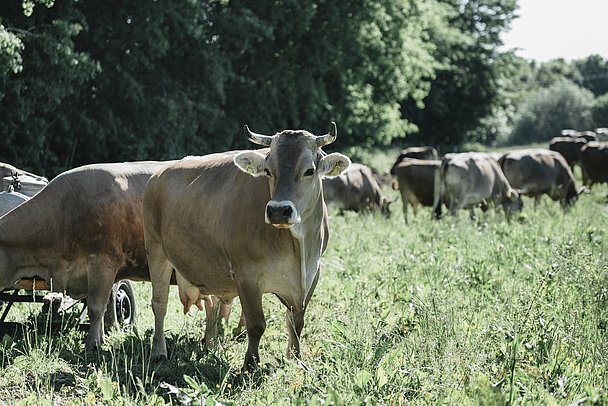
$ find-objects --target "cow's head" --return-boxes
[503,188,523,214]
[234,123,350,230]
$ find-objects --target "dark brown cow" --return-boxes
[499,149,580,208]
[144,123,350,371]
[549,137,587,167]
[323,163,391,215]
[392,159,440,223]
[575,131,598,143]
[0,161,175,349]
[433,152,522,218]
[580,141,608,186]
[390,146,438,175]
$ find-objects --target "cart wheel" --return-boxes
[104,280,137,331]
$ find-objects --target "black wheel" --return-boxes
[103,280,137,331]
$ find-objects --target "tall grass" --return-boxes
[0,182,606,404]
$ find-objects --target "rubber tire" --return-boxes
[103,280,137,331]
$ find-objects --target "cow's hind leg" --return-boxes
[148,242,174,360]
[85,257,116,350]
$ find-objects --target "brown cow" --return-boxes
[392,159,440,223]
[580,141,608,187]
[323,163,391,215]
[144,123,350,371]
[0,161,176,349]
[575,131,598,143]
[499,149,580,208]
[433,152,522,218]
[390,146,438,175]
[549,137,587,167]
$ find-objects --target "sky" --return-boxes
[501,0,608,62]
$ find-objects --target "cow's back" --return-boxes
[501,149,567,195]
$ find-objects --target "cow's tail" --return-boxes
[432,159,446,219]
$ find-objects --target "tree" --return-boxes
[592,93,608,128]
[1,0,445,176]
[509,80,595,145]
[573,54,608,97]
[400,0,518,148]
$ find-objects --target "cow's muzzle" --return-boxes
[265,200,300,228]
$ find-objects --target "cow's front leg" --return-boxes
[238,285,265,371]
[85,258,115,349]
[285,270,319,359]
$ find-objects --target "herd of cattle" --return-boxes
[0,125,607,371]
[324,128,608,221]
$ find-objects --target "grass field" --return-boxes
[0,169,607,404]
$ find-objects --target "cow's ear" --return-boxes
[319,153,351,178]
[234,151,267,177]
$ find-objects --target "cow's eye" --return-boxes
[264,168,272,177]
[304,168,315,177]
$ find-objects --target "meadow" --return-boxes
[0,158,607,405]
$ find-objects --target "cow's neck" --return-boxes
[289,193,326,309]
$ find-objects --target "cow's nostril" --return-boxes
[266,205,273,218]
[282,206,293,218]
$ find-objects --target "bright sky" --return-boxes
[501,0,608,62]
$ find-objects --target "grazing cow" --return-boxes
[0,161,179,349]
[575,131,598,143]
[432,152,522,218]
[392,159,440,223]
[144,123,350,371]
[323,163,391,215]
[499,149,580,208]
[390,146,438,175]
[580,141,608,187]
[549,137,587,167]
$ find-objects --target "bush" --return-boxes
[508,80,595,145]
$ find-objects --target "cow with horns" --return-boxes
[143,123,350,370]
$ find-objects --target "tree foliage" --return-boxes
[0,0,446,177]
[400,0,518,148]
[509,80,595,145]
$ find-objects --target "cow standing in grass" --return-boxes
[143,123,350,371]
[499,149,581,209]
[0,162,175,349]
[580,141,608,187]
[392,159,440,223]
[323,163,391,215]
[433,152,522,219]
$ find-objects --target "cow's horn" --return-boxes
[314,122,337,147]
[244,125,274,146]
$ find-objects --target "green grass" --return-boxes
[0,183,607,404]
